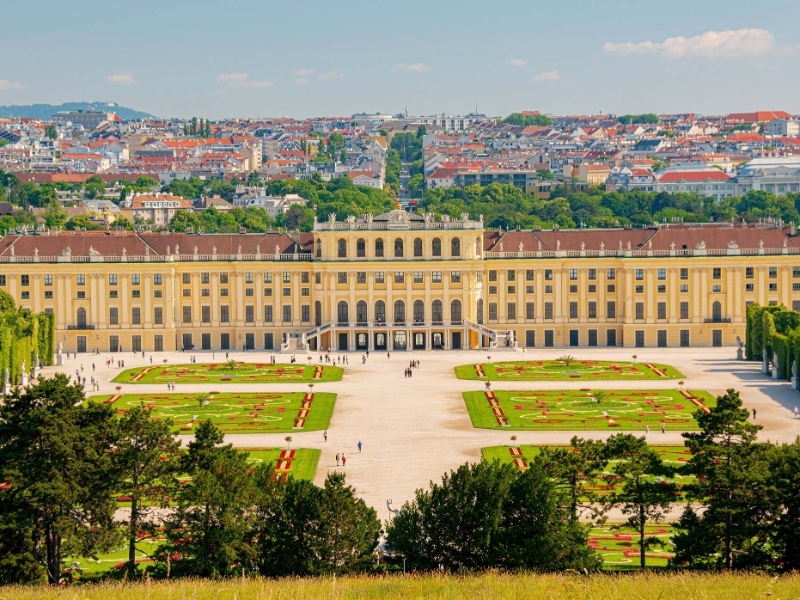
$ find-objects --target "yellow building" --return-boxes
[0,211,798,354]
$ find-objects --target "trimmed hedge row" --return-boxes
[0,291,55,385]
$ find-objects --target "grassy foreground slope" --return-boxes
[5,573,800,599]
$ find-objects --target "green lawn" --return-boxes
[455,359,684,381]
[112,362,343,384]
[587,524,676,570]
[464,389,715,431]
[88,392,336,433]
[482,444,694,499]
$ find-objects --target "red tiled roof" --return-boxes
[658,171,731,182]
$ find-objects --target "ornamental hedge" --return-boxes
[0,290,55,385]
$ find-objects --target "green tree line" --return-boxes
[0,291,54,385]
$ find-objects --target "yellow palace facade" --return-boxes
[1,210,798,354]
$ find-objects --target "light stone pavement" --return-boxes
[44,347,800,522]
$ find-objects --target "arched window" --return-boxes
[394,238,404,258]
[356,238,366,258]
[316,238,322,258]
[394,300,405,324]
[712,301,722,322]
[413,237,423,257]
[432,237,442,257]
[432,300,443,324]
[337,301,349,325]
[77,307,87,327]
[337,238,347,258]
[413,300,424,323]
[356,300,367,324]
[477,299,484,324]
[375,238,384,257]
[476,236,482,257]
[314,301,322,326]
[451,237,461,257]
[451,299,462,323]
[375,300,386,323]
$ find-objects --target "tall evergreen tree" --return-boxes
[0,375,119,584]
[115,406,181,579]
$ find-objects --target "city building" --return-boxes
[119,193,193,226]
[1,214,798,354]
[52,109,117,130]
[735,158,800,196]
[765,119,800,137]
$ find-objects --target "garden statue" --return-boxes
[762,348,770,375]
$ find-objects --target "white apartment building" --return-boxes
[765,119,800,137]
[735,158,800,196]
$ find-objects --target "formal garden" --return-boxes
[587,524,676,569]
[482,444,695,497]
[89,391,336,433]
[455,357,684,381]
[112,361,343,384]
[464,388,715,430]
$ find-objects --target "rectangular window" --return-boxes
[21,291,29,299]
[301,272,309,284]
[769,283,778,291]
[746,267,754,279]
[182,306,191,323]
[526,285,534,294]
[525,270,534,281]
[746,283,755,292]
[607,329,617,347]
[182,273,190,284]
[526,302,535,319]
[451,271,461,283]
[77,274,85,286]
[264,333,274,350]
[357,272,366,284]
[489,286,497,295]
[263,272,273,283]
[658,330,667,348]
[315,273,321,284]
[246,288,254,297]
[432,271,442,283]
[109,290,118,299]
[588,329,598,347]
[680,301,689,319]
[769,267,778,279]
[569,285,578,294]
[680,284,689,293]
[588,268,597,280]
[680,330,690,347]
[109,274,117,285]
[109,307,119,325]
[221,305,230,323]
[635,269,644,281]
[302,305,310,322]
[375,272,384,284]
[607,301,616,319]
[394,272,404,283]
[544,302,554,320]
[657,285,666,294]
[283,272,291,284]
[508,302,516,319]
[283,305,292,322]
[220,273,229,284]
[488,303,498,320]
[154,307,163,325]
[712,268,721,280]
[182,289,191,297]
[606,268,616,280]
[489,270,497,282]
[338,272,347,284]
[77,291,86,299]
[569,269,578,280]
[201,272,209,284]
[657,268,666,280]
[635,330,645,348]
[657,302,667,320]
[635,302,644,320]
[301,288,310,296]
[544,285,553,294]
[569,301,578,319]
[201,288,209,297]
[264,306,272,322]
[44,274,53,286]
[132,307,141,325]
[607,284,615,293]
[712,284,722,293]
[680,268,689,280]
[525,330,536,347]
[280,287,289,297]
[508,285,516,294]
[245,272,254,284]
[588,301,597,319]
[45,291,53,299]
[154,274,163,285]
[0,275,7,286]
[414,272,423,284]
[202,306,211,323]
[635,285,644,294]
[264,288,273,297]
[545,269,553,281]
[245,306,254,323]
[507,270,516,281]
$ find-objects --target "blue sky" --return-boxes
[1,0,799,118]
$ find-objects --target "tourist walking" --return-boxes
[342,453,346,466]
[324,430,328,442]
[661,422,665,434]
[335,453,340,466]
[795,406,799,418]
[357,441,362,453]
[752,407,757,419]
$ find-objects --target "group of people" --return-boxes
[320,354,348,365]
[404,360,420,378]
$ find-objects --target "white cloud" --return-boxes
[317,69,345,80]
[295,78,309,85]
[508,58,527,67]
[216,72,274,88]
[293,68,315,76]
[0,79,28,90]
[534,70,560,82]
[107,73,136,85]
[603,28,775,59]
[395,62,430,72]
